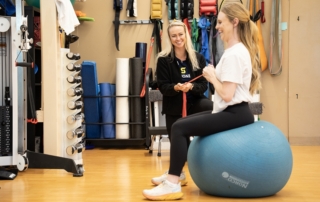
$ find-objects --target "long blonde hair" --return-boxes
[221,2,262,94]
[156,20,200,71]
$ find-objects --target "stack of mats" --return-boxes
[81,61,101,139]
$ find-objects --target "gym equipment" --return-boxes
[81,61,101,139]
[1,1,85,178]
[100,83,116,139]
[150,0,162,19]
[199,0,217,16]
[115,58,130,139]
[248,0,268,72]
[113,0,122,51]
[188,121,293,198]
[144,68,167,156]
[126,0,137,17]
[167,0,178,20]
[25,0,76,9]
[129,57,145,138]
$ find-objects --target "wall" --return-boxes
[69,0,313,143]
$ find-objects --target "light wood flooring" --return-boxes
[1,146,320,202]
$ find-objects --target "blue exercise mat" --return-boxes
[81,61,101,139]
[100,83,116,139]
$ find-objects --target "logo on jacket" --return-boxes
[181,67,190,78]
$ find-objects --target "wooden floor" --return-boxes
[1,146,320,202]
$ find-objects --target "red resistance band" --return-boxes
[140,37,154,97]
[182,74,203,117]
[261,0,266,23]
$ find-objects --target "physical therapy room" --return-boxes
[0,0,319,201]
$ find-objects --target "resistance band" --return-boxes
[113,0,122,51]
[139,35,154,98]
[191,18,200,52]
[269,0,282,76]
[166,0,178,20]
[126,0,137,17]
[182,74,203,117]
[249,0,268,72]
[261,0,266,23]
[198,16,211,64]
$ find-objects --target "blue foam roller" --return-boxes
[100,83,116,139]
[81,61,101,139]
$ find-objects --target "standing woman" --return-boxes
[149,20,213,187]
[143,2,262,201]
[156,20,213,142]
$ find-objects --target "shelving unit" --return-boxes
[83,93,149,148]
[30,1,155,150]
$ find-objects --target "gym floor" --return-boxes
[1,146,320,202]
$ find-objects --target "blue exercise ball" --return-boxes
[25,0,75,9]
[187,121,293,198]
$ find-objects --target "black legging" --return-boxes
[165,97,213,140]
[168,102,254,176]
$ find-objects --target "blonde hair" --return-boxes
[221,2,262,94]
[156,20,200,71]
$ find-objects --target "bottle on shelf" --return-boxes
[67,112,85,124]
[66,52,81,60]
[67,100,83,110]
[66,63,82,72]
[67,86,83,97]
[67,126,85,139]
[67,75,82,84]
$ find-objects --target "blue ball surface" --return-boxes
[187,121,293,198]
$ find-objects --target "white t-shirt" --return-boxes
[213,43,253,113]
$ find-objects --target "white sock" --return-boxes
[165,180,180,187]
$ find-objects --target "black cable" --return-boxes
[8,30,11,88]
[1,32,4,105]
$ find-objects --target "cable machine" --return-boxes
[0,1,84,178]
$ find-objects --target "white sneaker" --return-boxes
[151,171,187,186]
[143,180,183,200]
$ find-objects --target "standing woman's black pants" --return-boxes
[168,102,254,176]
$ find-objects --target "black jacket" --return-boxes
[156,52,208,115]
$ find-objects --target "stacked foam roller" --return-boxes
[61,48,85,167]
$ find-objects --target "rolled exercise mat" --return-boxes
[135,42,147,65]
[100,83,116,139]
[129,57,145,139]
[115,58,130,139]
[81,61,101,138]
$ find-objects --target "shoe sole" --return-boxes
[143,192,184,200]
[151,179,188,186]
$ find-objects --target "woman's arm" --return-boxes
[156,57,180,96]
[188,54,208,95]
[203,65,237,102]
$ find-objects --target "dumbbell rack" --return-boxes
[17,50,85,177]
[61,48,85,171]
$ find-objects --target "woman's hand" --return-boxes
[175,83,193,92]
[203,64,216,84]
